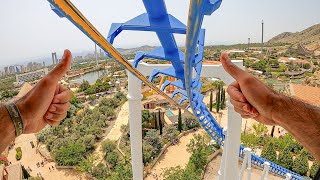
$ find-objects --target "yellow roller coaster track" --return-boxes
[51,0,185,109]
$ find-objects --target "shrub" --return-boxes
[310,161,319,179]
[292,149,309,176]
[183,117,199,130]
[92,163,109,180]
[163,125,179,143]
[105,151,119,169]
[55,142,86,166]
[261,141,277,164]
[241,133,259,150]
[102,140,116,154]
[278,147,293,170]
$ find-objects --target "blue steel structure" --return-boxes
[48,0,302,179]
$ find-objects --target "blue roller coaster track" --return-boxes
[47,0,303,179]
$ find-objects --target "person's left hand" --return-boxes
[16,50,73,134]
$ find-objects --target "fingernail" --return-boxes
[46,113,53,119]
[62,49,69,59]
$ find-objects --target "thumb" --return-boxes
[220,52,246,80]
[47,49,72,82]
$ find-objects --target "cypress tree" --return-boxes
[209,90,213,112]
[159,110,163,135]
[216,85,221,113]
[178,108,183,132]
[221,88,226,109]
[154,113,158,130]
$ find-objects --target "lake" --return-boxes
[69,69,108,85]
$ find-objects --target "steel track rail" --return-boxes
[48,0,185,109]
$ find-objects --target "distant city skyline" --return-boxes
[0,0,319,64]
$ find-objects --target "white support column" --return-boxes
[285,173,292,180]
[247,149,252,180]
[219,129,228,179]
[261,162,270,180]
[127,71,143,180]
[240,148,252,180]
[220,98,242,180]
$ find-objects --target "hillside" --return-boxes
[268,23,320,50]
[117,45,157,55]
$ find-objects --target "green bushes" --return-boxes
[163,134,215,180]
[143,130,163,164]
[261,141,277,164]
[102,140,116,154]
[183,117,200,130]
[278,147,293,170]
[15,147,22,161]
[55,142,86,166]
[38,93,126,167]
[78,79,111,95]
[106,151,119,169]
[292,149,309,176]
[310,161,319,179]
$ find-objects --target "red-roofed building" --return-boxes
[290,84,320,107]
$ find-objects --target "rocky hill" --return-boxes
[268,23,320,50]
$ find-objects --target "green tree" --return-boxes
[261,141,277,164]
[159,110,163,135]
[292,149,309,176]
[92,163,109,180]
[216,85,221,113]
[84,87,96,95]
[278,147,293,170]
[252,123,268,137]
[220,88,226,109]
[102,140,116,154]
[106,151,119,169]
[144,129,162,150]
[79,80,90,92]
[164,125,179,143]
[109,162,132,180]
[209,90,213,112]
[303,63,311,69]
[55,142,86,166]
[178,108,183,132]
[100,98,120,109]
[183,117,199,130]
[154,113,158,130]
[310,161,319,179]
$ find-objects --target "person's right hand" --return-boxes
[220,53,281,126]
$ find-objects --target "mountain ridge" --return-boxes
[268,23,320,50]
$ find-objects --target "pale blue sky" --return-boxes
[0,0,319,65]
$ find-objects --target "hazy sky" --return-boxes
[0,0,319,65]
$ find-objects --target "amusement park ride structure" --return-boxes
[47,0,303,179]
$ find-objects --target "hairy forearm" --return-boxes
[0,104,16,153]
[273,95,320,161]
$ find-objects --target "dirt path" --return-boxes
[93,101,129,165]
[7,134,86,180]
[145,130,205,180]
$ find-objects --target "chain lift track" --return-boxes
[47,0,303,179]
